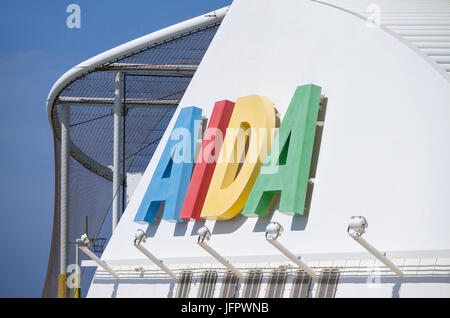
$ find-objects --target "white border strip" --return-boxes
[81,249,450,267]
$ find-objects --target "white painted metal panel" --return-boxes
[87,0,450,297]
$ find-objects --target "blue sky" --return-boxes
[0,0,231,298]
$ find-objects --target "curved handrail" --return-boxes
[46,6,229,128]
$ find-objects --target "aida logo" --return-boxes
[134,84,323,224]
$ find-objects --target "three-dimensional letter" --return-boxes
[134,107,202,224]
[242,84,322,217]
[179,100,235,221]
[201,95,276,220]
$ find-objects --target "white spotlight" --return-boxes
[265,222,283,240]
[197,226,211,242]
[134,229,147,245]
[80,233,90,246]
[347,216,368,237]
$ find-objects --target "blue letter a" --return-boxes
[134,107,202,224]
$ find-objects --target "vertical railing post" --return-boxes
[113,72,123,232]
[74,241,81,298]
[59,104,70,298]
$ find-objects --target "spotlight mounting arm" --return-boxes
[347,216,404,277]
[133,229,177,280]
[265,222,317,278]
[196,226,244,279]
[77,235,120,280]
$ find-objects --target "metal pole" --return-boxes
[113,72,122,232]
[73,216,87,298]
[74,242,81,298]
[58,104,70,298]
[267,239,317,279]
[197,242,244,279]
[82,215,88,236]
[134,244,178,280]
[79,246,120,279]
[122,74,126,214]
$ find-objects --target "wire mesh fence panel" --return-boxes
[44,21,222,298]
[93,238,107,254]
[51,23,221,180]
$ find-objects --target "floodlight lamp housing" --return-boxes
[197,226,211,243]
[134,229,147,245]
[348,216,368,237]
[80,233,90,246]
[265,222,283,240]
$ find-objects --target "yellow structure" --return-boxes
[201,95,276,220]
[57,274,69,298]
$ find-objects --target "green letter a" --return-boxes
[242,84,322,217]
